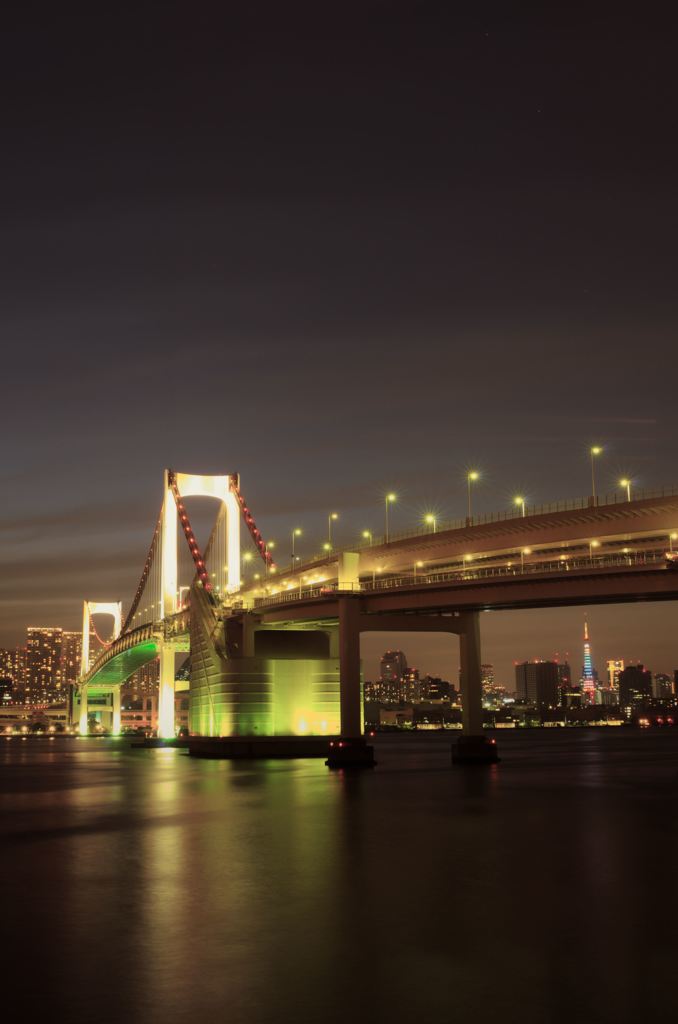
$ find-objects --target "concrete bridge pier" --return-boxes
[453,611,499,765]
[157,642,176,739]
[78,685,88,735]
[326,596,375,769]
[112,687,121,736]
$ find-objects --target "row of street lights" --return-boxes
[242,451,645,576]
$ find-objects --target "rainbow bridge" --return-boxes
[76,470,678,763]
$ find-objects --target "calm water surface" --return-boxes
[2,730,678,1024]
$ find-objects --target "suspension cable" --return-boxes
[89,619,114,648]
[121,511,162,634]
[229,473,276,570]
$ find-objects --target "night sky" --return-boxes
[2,5,677,684]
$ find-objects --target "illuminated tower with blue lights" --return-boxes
[581,617,596,703]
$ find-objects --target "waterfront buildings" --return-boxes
[26,627,65,702]
[607,658,624,689]
[514,661,560,707]
[619,664,653,707]
[379,650,408,702]
[653,673,674,699]
[61,631,82,686]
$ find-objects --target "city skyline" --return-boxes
[4,605,676,695]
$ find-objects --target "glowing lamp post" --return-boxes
[385,493,396,543]
[590,446,603,505]
[467,471,479,522]
[589,539,600,563]
[670,532,678,553]
[514,496,526,517]
[323,542,332,562]
[414,560,423,580]
[425,513,437,533]
[291,528,302,571]
[362,529,373,546]
[620,478,632,502]
[520,547,531,572]
[328,512,338,552]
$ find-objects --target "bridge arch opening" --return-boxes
[161,471,241,619]
[81,601,122,676]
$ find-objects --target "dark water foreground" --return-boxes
[2,730,678,1024]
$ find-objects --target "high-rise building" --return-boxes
[619,664,652,707]
[26,627,64,702]
[380,650,408,703]
[556,662,572,689]
[606,659,624,689]
[13,647,28,699]
[515,661,560,707]
[0,648,14,702]
[421,676,452,702]
[61,631,82,686]
[653,673,674,700]
[402,668,421,703]
[580,619,597,703]
[122,658,160,701]
[0,648,14,680]
[481,664,494,691]
[594,687,618,706]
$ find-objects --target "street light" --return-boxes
[323,542,332,561]
[291,528,302,570]
[620,478,632,502]
[589,539,600,563]
[590,446,603,504]
[241,551,253,585]
[362,529,373,546]
[265,540,275,576]
[414,560,424,580]
[670,532,678,553]
[520,547,531,572]
[514,496,526,517]
[424,513,437,533]
[467,471,479,521]
[385,493,396,543]
[328,512,339,551]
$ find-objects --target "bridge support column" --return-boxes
[78,686,88,735]
[112,688,121,736]
[157,644,176,739]
[453,612,499,765]
[326,597,375,769]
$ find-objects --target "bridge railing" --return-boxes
[253,548,671,609]
[274,485,678,573]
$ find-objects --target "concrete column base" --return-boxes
[452,735,500,765]
[325,737,376,769]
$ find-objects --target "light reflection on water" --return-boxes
[1,732,678,1023]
